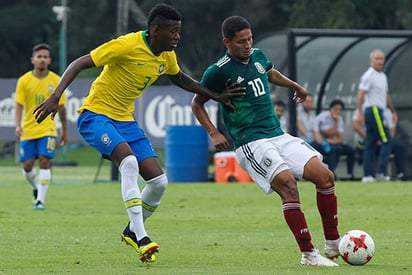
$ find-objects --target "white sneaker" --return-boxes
[301,249,339,266]
[362,176,375,183]
[376,174,391,182]
[324,239,340,259]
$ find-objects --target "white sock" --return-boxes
[141,174,168,221]
[37,169,51,203]
[23,168,37,190]
[119,156,147,241]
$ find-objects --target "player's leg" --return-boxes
[20,140,38,202]
[303,157,340,259]
[139,158,167,222]
[35,136,56,209]
[278,134,339,262]
[236,136,337,266]
[129,134,167,222]
[77,111,158,262]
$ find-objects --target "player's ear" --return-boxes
[223,37,230,47]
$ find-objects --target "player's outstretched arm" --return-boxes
[268,68,308,103]
[33,55,95,123]
[168,71,245,112]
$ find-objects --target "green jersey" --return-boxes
[201,48,283,148]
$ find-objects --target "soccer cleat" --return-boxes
[375,174,390,182]
[33,201,45,210]
[301,249,339,267]
[361,176,375,183]
[139,241,160,263]
[396,173,406,181]
[120,222,158,263]
[324,239,340,259]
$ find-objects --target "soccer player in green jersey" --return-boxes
[15,43,67,210]
[33,4,244,263]
[192,16,341,266]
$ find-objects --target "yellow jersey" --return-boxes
[15,71,66,141]
[79,30,180,121]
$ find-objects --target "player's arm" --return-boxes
[191,94,230,151]
[15,103,24,138]
[168,71,244,112]
[34,54,95,123]
[57,105,68,145]
[267,68,308,103]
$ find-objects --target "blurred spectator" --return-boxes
[274,100,288,133]
[313,99,355,180]
[297,94,316,143]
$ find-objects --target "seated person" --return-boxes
[297,94,316,143]
[273,99,288,133]
[352,108,406,181]
[313,99,355,179]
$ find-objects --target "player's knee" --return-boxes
[272,171,299,201]
[119,155,138,176]
[147,174,168,196]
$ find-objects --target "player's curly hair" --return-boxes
[221,16,251,40]
[147,3,182,28]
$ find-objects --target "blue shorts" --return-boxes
[19,136,56,162]
[77,110,157,161]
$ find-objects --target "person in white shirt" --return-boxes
[356,49,397,182]
[297,94,316,143]
[313,99,355,180]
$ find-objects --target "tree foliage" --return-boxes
[1,0,411,79]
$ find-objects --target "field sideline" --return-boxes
[0,165,411,274]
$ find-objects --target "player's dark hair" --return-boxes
[274,100,286,108]
[147,3,182,28]
[221,16,251,40]
[32,43,51,55]
[329,99,345,110]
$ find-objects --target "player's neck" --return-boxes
[33,69,48,79]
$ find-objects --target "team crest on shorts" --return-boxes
[101,133,111,146]
[263,157,272,167]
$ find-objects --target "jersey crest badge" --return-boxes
[159,63,165,74]
[254,62,265,74]
[48,85,54,92]
[236,76,244,84]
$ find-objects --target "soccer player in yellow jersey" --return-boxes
[15,43,67,210]
[33,4,244,263]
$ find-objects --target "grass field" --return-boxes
[1,162,411,275]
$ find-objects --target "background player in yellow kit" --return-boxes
[33,4,244,263]
[15,43,67,210]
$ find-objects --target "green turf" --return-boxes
[0,165,411,274]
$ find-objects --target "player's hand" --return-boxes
[211,132,230,151]
[15,126,23,138]
[59,130,68,146]
[293,86,308,103]
[33,93,60,123]
[216,79,246,112]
